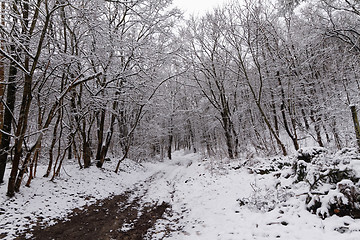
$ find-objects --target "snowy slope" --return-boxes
[143,151,360,240]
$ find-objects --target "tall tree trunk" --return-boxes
[73,136,82,169]
[25,97,43,186]
[247,80,288,156]
[0,1,5,145]
[25,146,40,187]
[7,0,53,196]
[187,119,196,153]
[14,141,39,192]
[7,3,32,193]
[0,46,17,184]
[270,90,279,136]
[83,140,91,168]
[7,73,33,197]
[96,113,116,168]
[95,109,105,161]
[301,108,310,130]
[331,118,342,150]
[167,114,174,160]
[278,73,299,151]
[222,117,234,159]
[67,135,73,160]
[310,111,324,147]
[281,102,299,150]
[96,94,118,168]
[168,132,173,160]
[44,112,61,177]
[256,100,287,156]
[82,119,92,168]
[350,105,360,150]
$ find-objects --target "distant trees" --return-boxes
[180,0,360,157]
[185,11,240,159]
[319,0,360,149]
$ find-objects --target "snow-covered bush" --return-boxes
[242,147,360,219]
[237,182,294,212]
[293,147,358,188]
[240,147,360,219]
[306,180,360,219]
[246,156,293,175]
[293,147,360,219]
[296,147,328,163]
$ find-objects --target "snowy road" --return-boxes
[2,150,360,239]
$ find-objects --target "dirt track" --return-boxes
[16,174,175,240]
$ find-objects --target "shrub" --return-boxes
[306,180,360,219]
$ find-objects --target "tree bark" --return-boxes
[8,73,33,197]
[96,113,116,168]
[95,109,106,161]
[350,105,360,150]
[0,1,5,145]
[277,72,299,151]
[96,94,118,168]
[310,111,324,147]
[255,99,288,156]
[83,140,92,168]
[44,112,61,177]
[0,46,17,184]
[221,112,234,159]
[167,133,173,160]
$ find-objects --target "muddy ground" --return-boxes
[16,189,173,240]
[13,170,184,240]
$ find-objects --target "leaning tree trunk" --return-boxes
[255,99,288,156]
[44,111,61,177]
[277,74,299,151]
[7,0,54,196]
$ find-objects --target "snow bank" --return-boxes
[143,151,360,240]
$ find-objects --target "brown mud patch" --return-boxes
[16,191,171,240]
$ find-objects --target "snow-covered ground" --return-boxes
[143,151,360,240]
[2,150,360,239]
[0,158,152,239]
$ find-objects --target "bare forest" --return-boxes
[0,0,359,195]
[1,0,360,238]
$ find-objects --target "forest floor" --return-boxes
[16,177,172,240]
[2,150,360,239]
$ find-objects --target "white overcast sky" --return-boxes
[172,0,228,16]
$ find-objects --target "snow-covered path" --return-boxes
[2,150,360,239]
